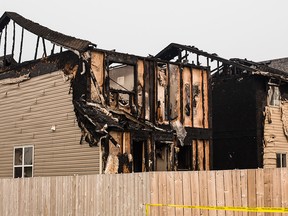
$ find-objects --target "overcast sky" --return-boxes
[1,0,288,61]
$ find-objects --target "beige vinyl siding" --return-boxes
[0,70,100,178]
[263,104,288,168]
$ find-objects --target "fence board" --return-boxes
[224,170,234,216]
[281,169,288,208]
[208,170,217,216]
[150,172,159,216]
[182,171,192,216]
[167,171,176,216]
[216,170,226,216]
[199,171,209,216]
[256,169,264,216]
[240,169,248,216]
[247,169,257,216]
[264,168,273,216]
[191,171,200,215]
[174,171,184,216]
[232,170,241,216]
[158,172,168,216]
[0,169,287,216]
[272,169,281,216]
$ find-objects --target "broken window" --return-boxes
[268,85,280,106]
[156,142,171,171]
[108,63,136,112]
[276,153,286,168]
[13,146,33,178]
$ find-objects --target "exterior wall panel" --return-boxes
[0,71,100,178]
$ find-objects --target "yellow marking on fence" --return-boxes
[145,204,288,215]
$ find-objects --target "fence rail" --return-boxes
[0,168,287,216]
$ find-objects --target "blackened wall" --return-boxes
[212,75,266,169]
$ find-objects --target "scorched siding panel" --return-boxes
[0,70,100,178]
[264,105,288,168]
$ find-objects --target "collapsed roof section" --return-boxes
[230,58,288,81]
[156,43,288,81]
[0,12,95,52]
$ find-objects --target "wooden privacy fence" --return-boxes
[0,168,287,216]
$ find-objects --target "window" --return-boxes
[276,153,286,168]
[13,146,33,178]
[268,85,280,106]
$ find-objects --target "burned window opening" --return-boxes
[268,85,280,106]
[132,140,145,172]
[177,145,192,171]
[107,62,137,114]
[155,141,171,171]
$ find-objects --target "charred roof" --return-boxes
[0,11,95,52]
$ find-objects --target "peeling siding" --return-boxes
[0,70,100,177]
[264,104,288,168]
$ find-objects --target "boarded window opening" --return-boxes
[13,146,33,178]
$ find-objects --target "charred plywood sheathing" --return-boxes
[0,72,30,84]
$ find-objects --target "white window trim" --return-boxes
[276,152,287,168]
[13,145,34,178]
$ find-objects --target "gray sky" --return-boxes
[1,0,288,61]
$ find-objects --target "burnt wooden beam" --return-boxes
[0,31,2,49]
[11,21,15,58]
[207,67,213,169]
[190,66,194,127]
[4,25,7,63]
[51,43,55,55]
[42,38,47,57]
[150,61,156,124]
[106,53,137,65]
[18,27,24,63]
[201,70,205,128]
[167,64,171,124]
[34,36,40,60]
[105,59,110,106]
[180,66,184,123]
[184,128,212,141]
[143,60,147,120]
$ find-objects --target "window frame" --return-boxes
[13,145,34,178]
[276,152,287,168]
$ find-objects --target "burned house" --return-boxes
[0,12,215,178]
[212,58,288,169]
